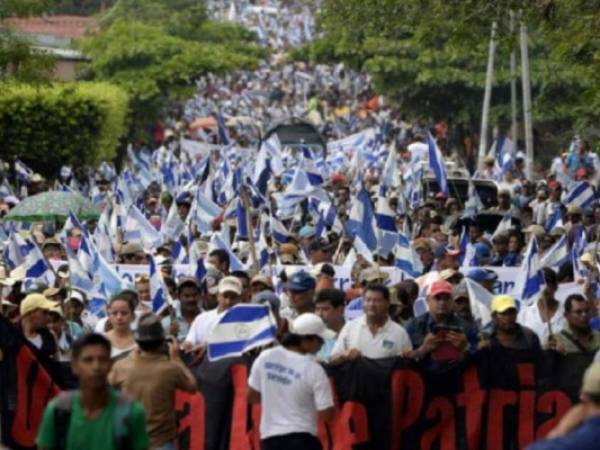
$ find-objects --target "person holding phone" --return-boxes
[405,280,479,370]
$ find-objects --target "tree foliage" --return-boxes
[0,82,129,176]
[80,0,267,139]
[311,0,599,146]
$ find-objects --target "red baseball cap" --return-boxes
[428,280,453,297]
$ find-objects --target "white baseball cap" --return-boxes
[292,313,335,339]
[218,276,243,296]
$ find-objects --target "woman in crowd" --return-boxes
[105,294,137,360]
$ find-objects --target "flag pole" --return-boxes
[477,21,498,171]
[241,185,259,275]
[509,10,519,143]
[519,16,534,179]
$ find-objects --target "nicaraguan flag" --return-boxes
[545,206,563,232]
[14,160,34,183]
[375,193,398,256]
[520,237,545,305]
[270,216,293,244]
[209,234,244,272]
[564,181,595,210]
[426,132,448,195]
[540,234,570,269]
[394,232,422,278]
[149,255,169,313]
[464,278,493,325]
[346,184,377,251]
[492,213,513,238]
[124,205,162,251]
[207,304,277,361]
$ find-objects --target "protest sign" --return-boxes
[174,349,592,450]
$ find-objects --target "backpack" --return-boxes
[53,390,133,450]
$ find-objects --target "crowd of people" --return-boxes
[1,1,600,450]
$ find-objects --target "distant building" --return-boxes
[3,16,97,81]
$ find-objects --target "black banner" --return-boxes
[1,321,593,450]
[175,349,594,450]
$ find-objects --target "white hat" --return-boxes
[67,290,86,305]
[218,276,243,296]
[291,313,335,339]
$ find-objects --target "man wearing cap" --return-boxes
[344,267,389,321]
[281,270,316,320]
[184,276,243,352]
[175,192,192,221]
[414,238,435,273]
[479,295,541,350]
[248,313,334,450]
[119,242,147,265]
[110,313,197,450]
[42,237,63,261]
[466,268,498,293]
[405,280,479,366]
[18,293,59,359]
[526,362,600,450]
[331,284,412,363]
[451,282,478,327]
[279,242,300,265]
[250,275,273,296]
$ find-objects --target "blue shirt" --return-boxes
[526,416,600,450]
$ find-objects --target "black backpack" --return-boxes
[52,390,133,450]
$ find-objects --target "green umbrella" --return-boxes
[5,191,101,223]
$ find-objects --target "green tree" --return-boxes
[310,0,599,148]
[80,0,267,140]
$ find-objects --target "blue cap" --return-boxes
[176,192,192,205]
[467,268,497,283]
[285,270,316,292]
[298,225,316,238]
[473,243,491,259]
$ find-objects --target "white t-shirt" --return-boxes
[331,316,413,359]
[248,346,333,439]
[518,302,565,344]
[184,309,222,346]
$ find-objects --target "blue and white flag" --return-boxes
[14,160,34,183]
[301,146,324,186]
[375,193,398,256]
[149,255,170,313]
[464,278,493,325]
[207,304,277,361]
[492,213,513,238]
[346,184,377,251]
[564,181,595,210]
[545,206,564,232]
[520,237,545,305]
[269,216,293,244]
[4,232,30,270]
[124,205,162,252]
[394,232,422,277]
[22,240,53,289]
[426,132,448,196]
[188,189,222,234]
[540,234,570,269]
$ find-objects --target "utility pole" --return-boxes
[477,21,497,170]
[520,19,534,179]
[509,11,518,143]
